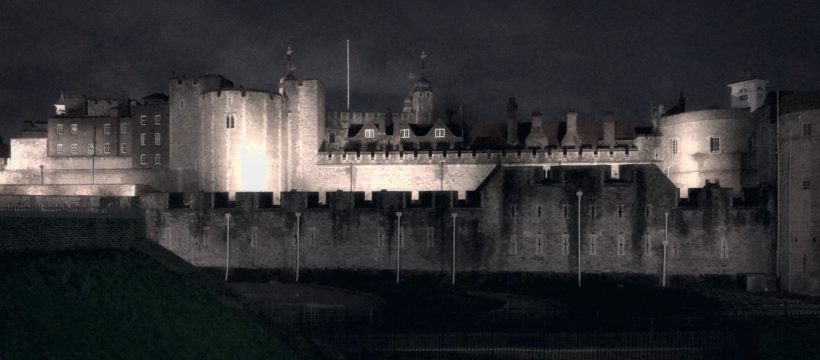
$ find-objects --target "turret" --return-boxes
[728,69,768,112]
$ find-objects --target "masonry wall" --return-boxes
[142,166,773,278]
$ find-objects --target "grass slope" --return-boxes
[0,250,305,360]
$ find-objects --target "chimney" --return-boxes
[525,109,548,148]
[603,111,616,148]
[562,111,580,147]
[506,97,519,146]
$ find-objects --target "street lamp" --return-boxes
[295,212,301,282]
[451,212,457,285]
[224,213,231,282]
[663,212,669,287]
[576,190,583,288]
[396,212,402,284]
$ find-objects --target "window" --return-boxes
[434,128,445,138]
[671,139,678,155]
[427,228,435,248]
[589,205,597,218]
[377,230,384,247]
[250,227,258,247]
[154,154,161,165]
[87,144,94,155]
[536,234,543,255]
[120,123,128,134]
[70,144,78,155]
[709,136,720,153]
[645,205,652,219]
[104,143,111,154]
[140,133,146,146]
[802,179,811,190]
[739,94,748,101]
[180,100,184,108]
[226,115,235,129]
[154,133,161,146]
[103,123,110,135]
[140,115,147,126]
[720,237,729,259]
[140,154,147,165]
[364,129,375,138]
[154,115,161,125]
[329,133,336,143]
[537,205,542,218]
[562,204,569,219]
[803,122,812,137]
[617,204,624,218]
[56,143,64,155]
[562,233,569,255]
[644,233,652,256]
[400,129,410,138]
[56,124,64,135]
[120,142,128,154]
[509,236,518,255]
[70,124,78,135]
[617,233,626,256]
[309,228,316,246]
[589,233,598,255]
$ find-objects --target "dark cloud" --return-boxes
[1,0,820,140]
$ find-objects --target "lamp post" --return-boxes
[295,212,301,282]
[576,190,583,288]
[451,212,457,285]
[396,212,402,284]
[663,211,669,287]
[224,213,231,282]
[39,165,44,185]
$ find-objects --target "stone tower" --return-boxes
[411,77,433,125]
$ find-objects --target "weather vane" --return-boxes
[286,46,296,76]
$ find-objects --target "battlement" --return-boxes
[317,146,650,165]
[170,74,234,89]
[203,88,278,100]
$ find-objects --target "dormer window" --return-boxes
[434,128,445,138]
[739,95,748,101]
[364,129,375,139]
[400,129,410,138]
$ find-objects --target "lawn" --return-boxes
[0,250,311,360]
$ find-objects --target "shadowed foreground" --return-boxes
[0,250,308,360]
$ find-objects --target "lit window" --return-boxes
[121,142,128,154]
[140,115,147,126]
[709,136,720,153]
[434,128,445,138]
[671,139,678,155]
[104,143,111,154]
[71,124,78,135]
[103,123,110,135]
[400,129,410,138]
[140,133,146,146]
[803,122,812,137]
[56,144,64,155]
[154,115,161,125]
[56,124,63,135]
[155,133,161,146]
[87,144,94,155]
[803,180,811,190]
[140,154,147,165]
[120,123,128,134]
[70,144,78,155]
[155,154,161,165]
[364,129,375,139]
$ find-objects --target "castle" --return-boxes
[1,54,818,296]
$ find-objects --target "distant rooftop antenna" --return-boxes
[346,39,350,110]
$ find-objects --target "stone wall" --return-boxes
[141,165,774,278]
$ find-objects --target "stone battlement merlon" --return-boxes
[316,147,653,165]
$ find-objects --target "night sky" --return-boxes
[2,0,820,140]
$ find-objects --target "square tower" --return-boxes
[728,78,768,112]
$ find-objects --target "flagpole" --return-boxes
[346,39,350,110]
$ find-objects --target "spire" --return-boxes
[285,46,296,80]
